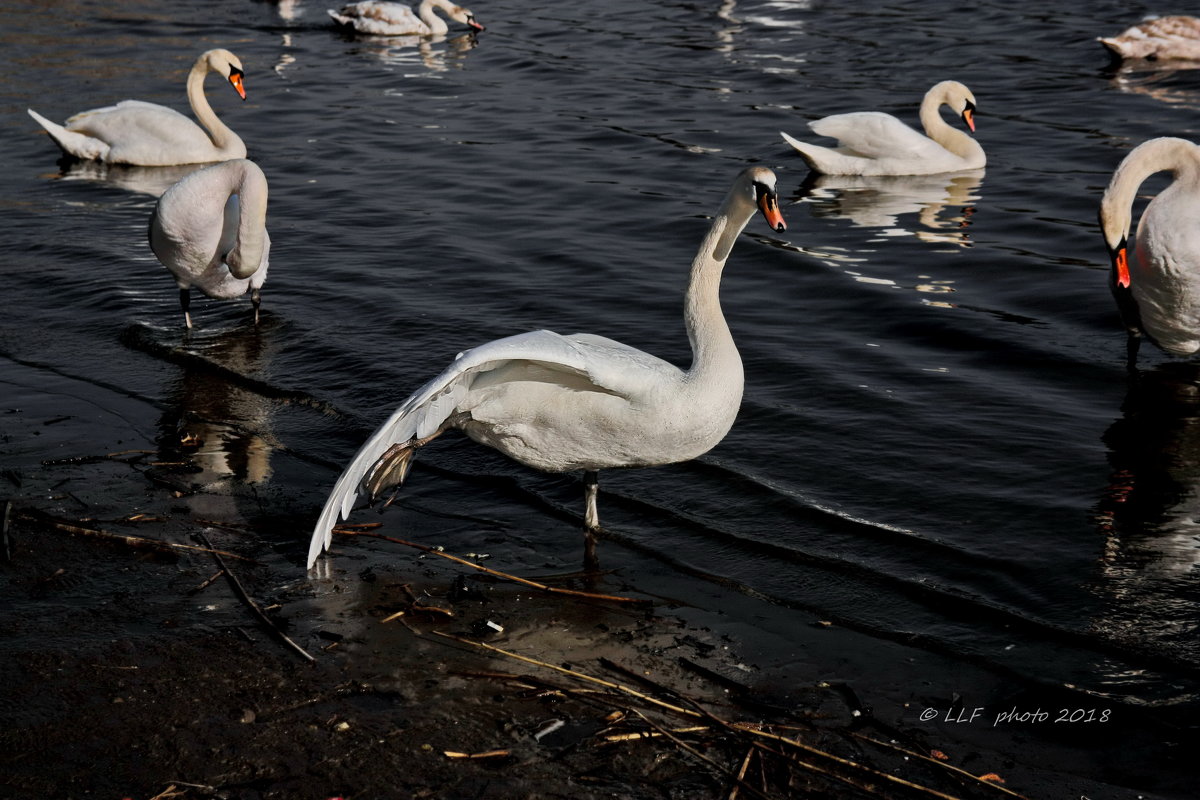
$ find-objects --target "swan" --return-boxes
[27,49,248,167]
[149,159,271,329]
[1100,137,1200,364]
[780,80,985,176]
[306,166,787,571]
[328,0,485,35]
[1099,16,1200,61]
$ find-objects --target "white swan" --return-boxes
[1100,137,1200,363]
[1099,16,1200,61]
[306,167,787,570]
[780,80,985,176]
[149,159,271,329]
[328,0,485,35]
[28,49,248,167]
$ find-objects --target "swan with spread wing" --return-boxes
[307,167,786,570]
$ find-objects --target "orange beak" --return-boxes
[758,192,786,232]
[1115,246,1130,289]
[229,71,246,100]
[962,107,976,133]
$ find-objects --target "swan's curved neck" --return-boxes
[919,90,979,161]
[187,55,241,155]
[1101,138,1200,246]
[225,161,269,280]
[418,0,455,34]
[684,192,756,379]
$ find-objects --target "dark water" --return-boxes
[3,0,1200,792]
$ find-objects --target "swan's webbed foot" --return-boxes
[363,432,443,505]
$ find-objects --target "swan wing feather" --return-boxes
[810,111,949,160]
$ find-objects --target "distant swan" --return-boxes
[1099,16,1200,61]
[780,80,985,176]
[28,49,248,167]
[1099,137,1200,363]
[328,0,485,35]
[149,159,271,329]
[306,167,787,570]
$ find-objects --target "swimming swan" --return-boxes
[1099,16,1200,61]
[328,0,485,35]
[306,166,786,570]
[149,159,270,328]
[1100,137,1200,364]
[28,49,248,167]
[780,80,985,176]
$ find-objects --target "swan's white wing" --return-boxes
[810,111,949,161]
[328,1,427,34]
[308,329,668,568]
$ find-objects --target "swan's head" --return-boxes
[1097,204,1131,290]
[930,80,978,133]
[450,5,485,31]
[742,167,786,233]
[204,49,247,100]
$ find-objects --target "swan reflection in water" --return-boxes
[155,325,281,498]
[1092,363,1200,691]
[1107,60,1200,112]
[47,161,212,199]
[793,169,983,247]
[344,30,480,70]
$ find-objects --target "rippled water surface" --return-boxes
[4,0,1200,793]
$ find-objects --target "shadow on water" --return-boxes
[1093,361,1200,700]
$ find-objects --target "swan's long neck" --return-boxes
[418,0,454,33]
[187,55,241,155]
[919,87,979,161]
[1100,137,1199,249]
[224,161,269,280]
[684,190,755,381]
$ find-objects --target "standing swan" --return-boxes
[328,0,485,35]
[781,80,985,176]
[1099,137,1200,364]
[27,49,248,167]
[149,159,270,329]
[306,167,786,571]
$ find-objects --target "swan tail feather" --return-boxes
[28,108,110,161]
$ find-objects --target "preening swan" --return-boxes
[149,159,270,329]
[27,49,247,167]
[306,167,786,571]
[328,0,485,35]
[1100,137,1200,364]
[780,80,985,176]
[1099,16,1200,61]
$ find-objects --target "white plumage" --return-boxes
[328,0,485,35]
[307,167,787,570]
[1099,16,1200,61]
[149,159,271,329]
[28,49,248,167]
[1100,137,1200,361]
[781,80,985,176]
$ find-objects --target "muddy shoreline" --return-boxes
[1,355,1194,799]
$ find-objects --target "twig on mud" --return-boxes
[443,749,512,760]
[194,531,314,664]
[433,632,704,719]
[849,733,1031,800]
[727,747,756,800]
[147,785,186,800]
[631,709,774,800]
[334,527,647,605]
[188,569,226,595]
[15,509,255,561]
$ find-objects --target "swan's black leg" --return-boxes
[251,287,262,325]
[179,288,193,329]
[1126,333,1141,373]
